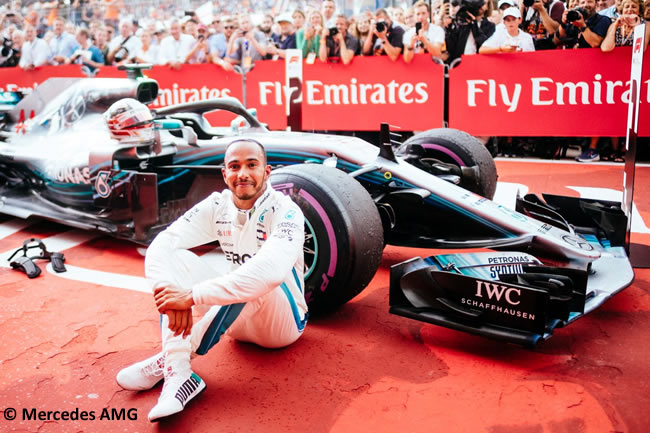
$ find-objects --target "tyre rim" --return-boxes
[303,217,318,279]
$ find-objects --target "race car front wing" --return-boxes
[389,249,634,347]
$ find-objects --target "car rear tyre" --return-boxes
[270,164,384,314]
[397,128,497,199]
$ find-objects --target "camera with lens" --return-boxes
[456,0,485,22]
[0,37,18,67]
[523,0,536,7]
[567,7,588,22]
[113,46,129,63]
[328,26,338,37]
[375,21,386,32]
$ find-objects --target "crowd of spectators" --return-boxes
[1,0,649,161]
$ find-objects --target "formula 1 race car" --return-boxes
[0,66,634,346]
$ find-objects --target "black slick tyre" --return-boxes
[397,128,498,199]
[270,164,384,314]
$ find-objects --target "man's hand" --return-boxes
[572,15,586,30]
[154,284,194,311]
[532,0,545,12]
[166,309,193,337]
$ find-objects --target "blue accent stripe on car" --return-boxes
[195,303,245,355]
[281,282,307,332]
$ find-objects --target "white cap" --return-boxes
[502,7,522,19]
[276,13,292,23]
[498,0,517,8]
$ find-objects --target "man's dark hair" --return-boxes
[225,139,267,165]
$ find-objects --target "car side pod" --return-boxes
[388,250,632,348]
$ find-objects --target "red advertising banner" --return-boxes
[301,54,445,131]
[1,48,646,136]
[448,47,650,137]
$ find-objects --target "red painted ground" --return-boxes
[0,160,648,433]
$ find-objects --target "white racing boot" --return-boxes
[116,352,166,391]
[148,358,206,422]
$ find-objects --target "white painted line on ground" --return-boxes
[0,229,100,268]
[45,263,151,293]
[0,219,33,240]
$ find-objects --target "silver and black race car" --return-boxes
[0,66,634,346]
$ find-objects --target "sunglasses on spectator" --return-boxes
[224,25,234,29]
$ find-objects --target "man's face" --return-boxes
[503,15,520,31]
[12,31,23,48]
[580,0,597,15]
[96,29,107,45]
[223,20,235,37]
[54,20,64,35]
[322,0,336,18]
[185,21,197,36]
[262,16,273,31]
[644,0,650,17]
[335,16,347,35]
[280,21,291,35]
[376,11,392,26]
[170,22,181,39]
[415,5,429,24]
[25,26,35,42]
[75,32,86,45]
[222,141,270,209]
[120,22,132,38]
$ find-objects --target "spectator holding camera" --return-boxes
[49,17,78,64]
[521,0,565,50]
[66,28,104,72]
[479,7,536,52]
[224,14,268,70]
[8,28,23,66]
[445,0,495,62]
[185,23,210,64]
[296,10,325,60]
[268,14,297,59]
[107,18,142,65]
[363,8,404,61]
[319,13,359,64]
[403,0,445,62]
[601,0,649,51]
[158,20,194,69]
[19,24,50,69]
[555,0,610,48]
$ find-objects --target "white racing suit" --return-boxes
[145,182,308,363]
